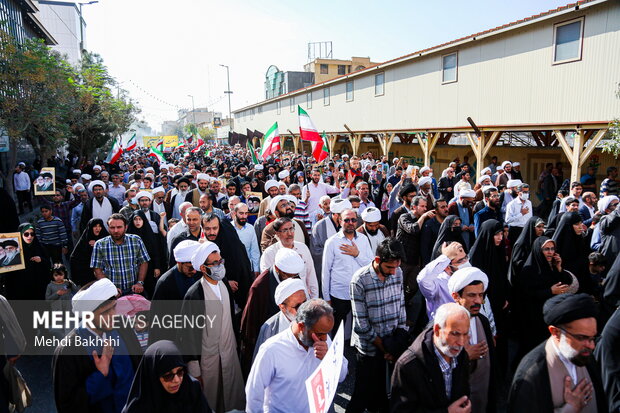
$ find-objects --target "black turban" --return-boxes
[399,183,417,198]
[543,293,598,326]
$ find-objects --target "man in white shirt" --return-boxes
[356,181,375,215]
[304,169,340,214]
[166,201,193,252]
[309,195,331,226]
[357,207,388,253]
[246,299,348,413]
[322,208,374,335]
[233,203,260,276]
[505,183,533,246]
[13,162,32,214]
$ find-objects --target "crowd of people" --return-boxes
[0,143,619,413]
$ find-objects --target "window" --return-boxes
[338,65,346,75]
[277,100,281,115]
[290,97,295,112]
[375,72,385,96]
[554,17,584,63]
[307,92,312,109]
[320,64,328,74]
[257,106,262,114]
[346,81,354,102]
[323,88,330,106]
[442,52,458,83]
[250,108,254,120]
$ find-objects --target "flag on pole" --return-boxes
[177,141,186,148]
[206,150,213,157]
[148,146,165,163]
[123,133,137,151]
[105,137,123,164]
[259,122,281,160]
[315,132,329,163]
[191,137,205,153]
[298,106,322,143]
[247,141,259,164]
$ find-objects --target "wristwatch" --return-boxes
[137,281,144,286]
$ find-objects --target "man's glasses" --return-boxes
[205,259,225,267]
[277,227,295,234]
[342,218,356,224]
[558,327,598,344]
[161,367,185,382]
[23,232,34,237]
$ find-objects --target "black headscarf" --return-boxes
[128,210,161,271]
[70,218,108,286]
[121,340,211,413]
[469,219,508,314]
[552,211,592,293]
[431,215,467,259]
[508,216,544,284]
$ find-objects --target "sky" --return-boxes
[82,0,571,133]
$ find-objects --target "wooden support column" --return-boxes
[419,132,441,166]
[327,134,337,156]
[287,129,300,155]
[554,128,608,182]
[466,131,502,183]
[579,129,607,167]
[379,133,396,158]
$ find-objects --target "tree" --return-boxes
[0,30,76,189]
[602,83,620,157]
[66,52,139,161]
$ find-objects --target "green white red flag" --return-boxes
[247,141,260,164]
[315,132,329,163]
[191,137,205,153]
[298,105,322,143]
[148,146,165,163]
[259,122,280,159]
[105,137,123,164]
[123,133,137,151]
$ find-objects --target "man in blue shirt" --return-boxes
[474,187,503,237]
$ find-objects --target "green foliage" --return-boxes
[184,123,198,136]
[602,83,620,158]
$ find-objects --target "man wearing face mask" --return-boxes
[509,294,606,412]
[499,179,522,219]
[252,278,307,360]
[348,238,408,412]
[241,248,306,375]
[179,241,246,412]
[505,183,533,246]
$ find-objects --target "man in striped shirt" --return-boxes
[348,237,407,412]
[36,205,69,264]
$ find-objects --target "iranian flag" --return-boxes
[123,133,137,151]
[148,146,165,163]
[177,141,186,149]
[298,106,321,143]
[247,141,259,164]
[191,138,205,153]
[259,122,281,159]
[206,150,213,157]
[156,138,164,151]
[105,137,123,164]
[316,132,329,163]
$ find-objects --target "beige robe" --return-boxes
[198,277,245,412]
[545,338,597,413]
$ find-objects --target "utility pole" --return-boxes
[78,1,99,53]
[220,64,233,129]
[187,94,196,133]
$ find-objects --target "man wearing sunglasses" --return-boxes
[509,294,606,412]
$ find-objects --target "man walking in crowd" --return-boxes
[13,162,32,214]
[36,205,69,263]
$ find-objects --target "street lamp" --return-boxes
[78,1,98,53]
[220,64,233,128]
[187,94,196,133]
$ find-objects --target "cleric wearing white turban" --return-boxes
[190,241,221,273]
[72,278,118,315]
[274,248,305,276]
[447,266,489,295]
[173,239,200,263]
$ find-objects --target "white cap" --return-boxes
[274,248,305,274]
[480,167,491,175]
[73,169,82,174]
[136,190,153,201]
[330,198,352,214]
[361,207,381,223]
[507,179,522,189]
[72,278,118,315]
[460,189,476,198]
[447,267,488,294]
[93,165,102,171]
[174,240,200,263]
[278,170,289,179]
[274,278,306,305]
[196,173,209,181]
[501,161,512,169]
[478,175,491,183]
[190,241,220,272]
[285,195,299,206]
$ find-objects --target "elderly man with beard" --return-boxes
[508,294,606,412]
[80,180,120,232]
[448,268,496,413]
[135,191,163,235]
[169,177,191,220]
[323,208,374,336]
[233,203,260,276]
[53,278,142,413]
[258,179,280,217]
[391,302,472,412]
[241,248,306,375]
[185,173,210,207]
[252,278,307,359]
[260,195,310,251]
[246,299,348,413]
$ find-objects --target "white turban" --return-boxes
[72,278,117,314]
[265,180,279,191]
[74,183,86,192]
[254,164,264,171]
[274,278,306,305]
[81,174,92,180]
[481,185,498,193]
[420,166,431,174]
[146,167,154,172]
[507,179,522,189]
[278,170,289,179]
[418,176,432,187]
[174,240,200,263]
[270,195,287,214]
[330,198,352,214]
[136,190,153,201]
[196,173,209,182]
[460,189,476,198]
[501,161,512,169]
[478,175,491,183]
[361,207,381,223]
[448,267,488,294]
[190,241,220,272]
[599,196,619,212]
[93,165,102,171]
[72,169,82,174]
[88,180,106,192]
[152,187,165,195]
[480,167,491,175]
[513,162,520,167]
[274,248,305,274]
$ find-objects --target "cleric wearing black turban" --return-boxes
[508,294,606,412]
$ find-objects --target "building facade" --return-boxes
[0,0,56,45]
[304,56,377,84]
[37,0,84,65]
[234,0,619,184]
